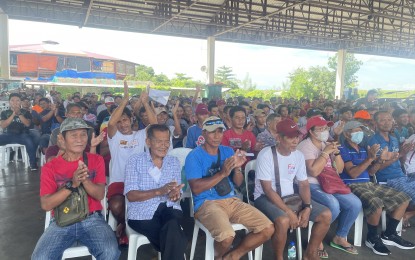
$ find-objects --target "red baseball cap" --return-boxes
[306,116,334,132]
[276,119,301,138]
[195,104,209,115]
[216,99,226,106]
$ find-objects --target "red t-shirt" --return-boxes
[222,129,256,152]
[40,153,106,213]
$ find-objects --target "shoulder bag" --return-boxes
[317,166,351,194]
[271,146,303,213]
[54,153,90,227]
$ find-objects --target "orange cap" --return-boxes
[354,110,371,120]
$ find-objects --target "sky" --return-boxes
[6,19,415,91]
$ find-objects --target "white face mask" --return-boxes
[316,130,330,142]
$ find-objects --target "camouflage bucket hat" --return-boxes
[60,118,92,133]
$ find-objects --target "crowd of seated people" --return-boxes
[3,85,415,259]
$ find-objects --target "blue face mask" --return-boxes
[351,131,364,144]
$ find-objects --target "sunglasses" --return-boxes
[204,120,224,126]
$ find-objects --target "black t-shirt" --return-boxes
[0,109,32,134]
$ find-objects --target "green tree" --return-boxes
[215,66,239,89]
[283,53,362,99]
[134,64,155,81]
[328,53,363,89]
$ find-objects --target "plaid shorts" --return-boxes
[349,182,411,216]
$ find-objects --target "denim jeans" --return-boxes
[39,134,51,149]
[29,129,41,149]
[31,212,120,260]
[0,132,37,166]
[310,183,362,238]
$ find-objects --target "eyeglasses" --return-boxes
[150,139,170,147]
[204,120,224,126]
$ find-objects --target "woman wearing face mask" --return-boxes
[298,116,362,257]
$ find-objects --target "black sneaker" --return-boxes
[365,235,391,256]
[381,232,415,249]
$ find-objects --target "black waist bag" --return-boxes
[205,149,232,196]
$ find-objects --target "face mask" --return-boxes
[351,131,364,144]
[316,130,330,142]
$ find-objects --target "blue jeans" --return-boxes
[0,132,37,166]
[310,183,362,238]
[39,134,51,149]
[31,212,120,260]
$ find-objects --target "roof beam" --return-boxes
[82,0,94,28]
[151,0,202,33]
[213,0,311,37]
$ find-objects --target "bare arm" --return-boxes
[40,189,73,211]
[108,81,130,139]
[126,183,174,202]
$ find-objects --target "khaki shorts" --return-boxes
[194,197,272,242]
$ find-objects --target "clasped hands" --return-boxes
[159,181,185,202]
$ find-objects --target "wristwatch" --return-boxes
[64,181,78,192]
[302,203,312,210]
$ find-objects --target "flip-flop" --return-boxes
[330,241,358,255]
[317,248,328,258]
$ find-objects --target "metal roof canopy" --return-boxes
[1,0,415,59]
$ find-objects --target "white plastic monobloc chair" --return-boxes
[44,192,108,260]
[189,193,254,260]
[106,159,118,231]
[125,198,161,260]
[167,148,193,215]
[245,159,310,260]
[0,144,29,168]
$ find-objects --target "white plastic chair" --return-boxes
[375,178,404,236]
[189,192,253,260]
[246,159,308,260]
[125,198,161,260]
[167,148,193,215]
[44,191,108,260]
[308,208,364,247]
[244,159,256,205]
[182,136,188,148]
[106,160,118,231]
[0,144,29,168]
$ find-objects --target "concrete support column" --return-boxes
[335,49,346,100]
[0,11,10,79]
[207,36,215,84]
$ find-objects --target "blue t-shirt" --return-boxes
[394,127,409,144]
[368,133,405,182]
[339,141,370,184]
[185,124,204,149]
[185,145,236,212]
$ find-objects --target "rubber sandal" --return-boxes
[118,235,129,246]
[317,248,328,258]
[330,241,358,255]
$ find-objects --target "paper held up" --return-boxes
[148,88,171,106]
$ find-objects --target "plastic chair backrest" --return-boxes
[244,159,256,204]
[167,148,192,169]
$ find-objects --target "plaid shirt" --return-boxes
[124,152,182,220]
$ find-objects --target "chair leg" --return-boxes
[254,245,263,260]
[354,210,364,247]
[296,227,302,260]
[127,236,139,260]
[190,224,200,260]
[381,210,387,232]
[307,221,313,242]
[397,218,403,236]
[244,229,253,260]
[205,233,215,260]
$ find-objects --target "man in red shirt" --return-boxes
[222,106,263,153]
[32,118,119,260]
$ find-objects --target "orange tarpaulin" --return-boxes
[39,56,58,71]
[17,54,38,73]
